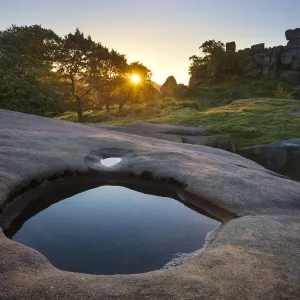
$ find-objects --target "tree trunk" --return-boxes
[70,75,83,122]
[75,95,83,122]
[105,103,110,112]
[119,103,124,112]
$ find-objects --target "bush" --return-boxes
[274,85,292,99]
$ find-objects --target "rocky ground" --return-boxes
[0,109,300,299]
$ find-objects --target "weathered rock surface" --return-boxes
[240,138,300,181]
[93,123,237,153]
[0,109,300,299]
[92,122,209,144]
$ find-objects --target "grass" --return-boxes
[58,79,300,148]
[147,99,300,147]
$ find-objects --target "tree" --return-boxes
[199,40,225,56]
[57,29,98,121]
[123,62,155,107]
[0,24,60,62]
[189,40,225,80]
[57,29,129,121]
[93,60,154,112]
[0,25,64,115]
[92,49,127,112]
[0,24,155,118]
[189,55,209,75]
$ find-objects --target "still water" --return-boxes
[9,186,220,275]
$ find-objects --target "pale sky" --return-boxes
[0,0,299,84]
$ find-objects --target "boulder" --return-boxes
[243,48,251,56]
[189,65,207,87]
[280,70,300,84]
[292,58,300,70]
[226,42,236,52]
[285,28,300,50]
[285,28,300,41]
[269,57,278,78]
[262,56,278,78]
[240,138,300,181]
[251,43,265,54]
[287,40,300,50]
[292,85,300,100]
[271,46,284,58]
[160,76,178,97]
[252,53,265,65]
[242,57,256,73]
[176,84,189,99]
[281,48,300,67]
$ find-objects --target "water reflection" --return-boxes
[101,157,121,167]
[7,186,220,275]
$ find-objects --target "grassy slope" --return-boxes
[58,79,300,148]
[145,99,300,147]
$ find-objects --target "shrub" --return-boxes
[274,85,292,99]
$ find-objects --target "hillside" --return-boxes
[58,79,300,148]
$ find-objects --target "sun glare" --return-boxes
[131,74,141,84]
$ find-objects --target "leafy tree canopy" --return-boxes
[199,40,225,56]
[189,40,225,78]
[0,25,63,115]
[0,24,60,61]
[0,24,154,120]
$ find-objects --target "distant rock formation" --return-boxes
[176,84,189,99]
[152,81,161,92]
[226,42,236,52]
[160,76,178,97]
[161,76,189,98]
[190,28,300,86]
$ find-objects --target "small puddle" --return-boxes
[101,157,122,167]
[3,183,220,275]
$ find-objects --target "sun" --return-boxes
[131,74,141,84]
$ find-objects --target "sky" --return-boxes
[0,0,299,84]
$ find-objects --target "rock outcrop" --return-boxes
[190,28,300,86]
[176,83,189,98]
[226,42,236,52]
[161,76,189,98]
[0,109,300,299]
[160,76,178,97]
[240,138,300,181]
